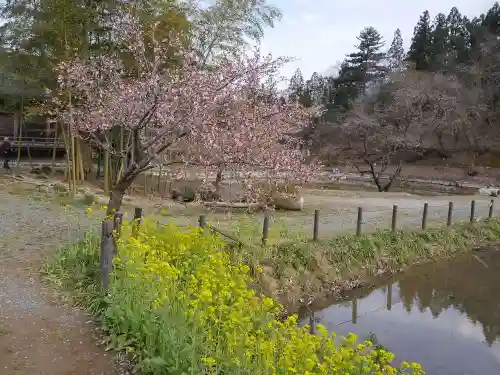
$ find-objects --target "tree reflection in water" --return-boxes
[396,249,500,346]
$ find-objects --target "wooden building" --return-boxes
[0,112,65,154]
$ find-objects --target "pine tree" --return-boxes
[303,72,327,107]
[344,26,387,96]
[466,16,485,62]
[482,2,500,35]
[428,13,449,71]
[387,28,405,72]
[299,83,313,107]
[288,68,304,103]
[446,7,469,65]
[407,10,432,70]
[259,76,279,104]
[332,61,361,110]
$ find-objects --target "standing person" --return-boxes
[0,137,12,170]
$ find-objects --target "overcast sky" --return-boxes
[259,0,495,80]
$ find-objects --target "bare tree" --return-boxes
[319,35,500,186]
[455,53,500,158]
[338,102,420,192]
[334,70,474,191]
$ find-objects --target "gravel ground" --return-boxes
[156,189,497,239]
[280,190,497,236]
[0,190,121,375]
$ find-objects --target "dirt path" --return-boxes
[0,191,119,375]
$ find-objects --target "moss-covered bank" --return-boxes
[240,219,500,312]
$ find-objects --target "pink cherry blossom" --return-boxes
[53,12,319,212]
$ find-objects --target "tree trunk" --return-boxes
[368,168,384,192]
[381,160,404,192]
[106,177,135,216]
[214,167,223,192]
[70,135,77,197]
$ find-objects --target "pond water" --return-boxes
[303,248,500,375]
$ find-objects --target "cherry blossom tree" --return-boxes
[179,87,318,201]
[53,12,318,213]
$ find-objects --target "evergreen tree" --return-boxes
[288,68,304,103]
[387,28,405,72]
[482,1,500,35]
[323,76,336,107]
[407,10,432,70]
[343,26,387,96]
[428,13,449,71]
[332,60,360,110]
[446,7,469,65]
[466,16,486,62]
[463,2,500,62]
[259,76,279,104]
[299,83,313,107]
[303,72,327,107]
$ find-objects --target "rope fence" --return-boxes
[197,199,496,244]
[99,198,497,290]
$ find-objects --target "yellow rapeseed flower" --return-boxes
[100,218,425,375]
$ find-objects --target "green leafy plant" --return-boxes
[44,217,425,375]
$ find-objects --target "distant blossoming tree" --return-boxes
[54,12,318,213]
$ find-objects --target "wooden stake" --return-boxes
[104,150,110,194]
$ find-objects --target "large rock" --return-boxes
[273,195,304,211]
[168,178,203,202]
[41,165,53,175]
[53,182,69,193]
[169,179,248,203]
[171,185,196,202]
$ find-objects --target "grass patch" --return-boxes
[42,234,104,314]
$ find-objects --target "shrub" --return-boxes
[46,217,425,375]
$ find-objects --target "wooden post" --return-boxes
[100,219,114,291]
[309,312,316,335]
[489,199,494,219]
[386,283,393,311]
[391,205,398,232]
[198,215,206,229]
[132,207,143,236]
[313,210,319,241]
[447,201,453,226]
[103,150,109,194]
[113,212,123,256]
[157,164,162,195]
[134,207,143,223]
[422,202,428,230]
[352,299,358,324]
[113,212,123,234]
[470,200,475,223]
[262,214,270,246]
[356,207,362,236]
